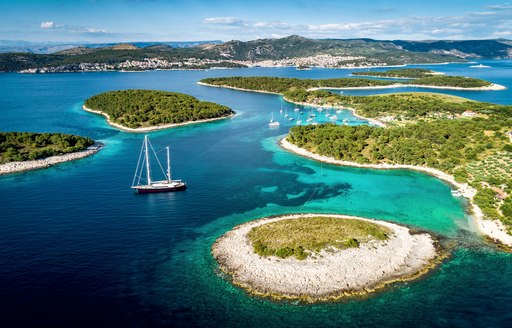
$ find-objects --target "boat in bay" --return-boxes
[131,135,186,193]
[269,112,280,127]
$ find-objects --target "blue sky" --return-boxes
[1,0,512,42]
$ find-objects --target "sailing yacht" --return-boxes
[131,135,186,193]
[269,112,280,127]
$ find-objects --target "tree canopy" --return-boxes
[0,132,94,164]
[84,89,234,129]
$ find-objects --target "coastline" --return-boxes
[212,213,443,302]
[0,142,103,175]
[308,82,507,91]
[281,95,386,127]
[82,105,235,132]
[279,138,512,247]
[196,82,282,95]
[199,81,506,94]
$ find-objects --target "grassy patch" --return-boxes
[247,216,391,260]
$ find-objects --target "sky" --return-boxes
[1,0,512,43]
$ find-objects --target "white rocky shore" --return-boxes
[212,214,440,301]
[0,143,102,175]
[280,138,512,248]
[82,105,234,132]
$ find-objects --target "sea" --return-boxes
[0,60,511,327]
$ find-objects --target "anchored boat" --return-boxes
[131,135,186,193]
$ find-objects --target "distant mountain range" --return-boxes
[0,40,223,54]
[1,35,511,72]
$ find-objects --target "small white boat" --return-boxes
[470,64,490,68]
[317,108,323,112]
[269,112,280,127]
[296,120,302,125]
[336,109,342,114]
[288,117,294,121]
[294,107,300,112]
[451,190,463,197]
[330,115,338,121]
[306,118,313,122]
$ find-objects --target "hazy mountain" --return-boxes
[0,40,223,54]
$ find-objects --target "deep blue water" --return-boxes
[0,61,511,327]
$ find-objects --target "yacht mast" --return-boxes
[144,135,152,185]
[166,146,171,182]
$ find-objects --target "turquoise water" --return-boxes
[0,62,511,327]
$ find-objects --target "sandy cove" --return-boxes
[280,138,512,247]
[82,105,235,133]
[0,143,102,175]
[212,213,442,302]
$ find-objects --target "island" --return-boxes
[199,76,512,248]
[199,73,505,92]
[83,89,235,132]
[351,68,441,78]
[212,214,443,302]
[0,132,100,175]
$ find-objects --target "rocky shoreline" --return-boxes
[212,214,442,302]
[279,138,512,248]
[0,143,103,175]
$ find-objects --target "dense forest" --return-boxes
[0,132,94,164]
[200,74,492,92]
[286,116,512,230]
[352,68,435,78]
[283,89,509,121]
[353,68,492,87]
[84,90,234,129]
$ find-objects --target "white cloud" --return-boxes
[202,8,512,40]
[40,21,55,29]
[40,21,109,35]
[203,17,245,26]
[487,3,512,10]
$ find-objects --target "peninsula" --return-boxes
[199,76,512,248]
[0,132,100,175]
[212,214,442,302]
[83,90,234,132]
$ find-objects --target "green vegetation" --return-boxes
[202,76,395,93]
[200,74,493,93]
[0,132,94,164]
[84,90,234,129]
[412,76,491,88]
[287,117,512,230]
[283,90,506,122]
[353,68,492,87]
[352,68,435,78]
[247,216,391,260]
[202,75,512,233]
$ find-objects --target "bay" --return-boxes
[0,62,511,327]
